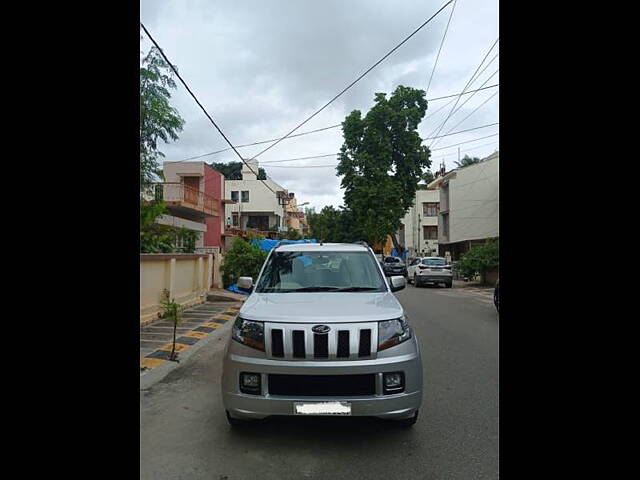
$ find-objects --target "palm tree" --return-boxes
[454,155,482,168]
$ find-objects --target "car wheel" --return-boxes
[413,274,420,287]
[395,409,419,427]
[447,281,453,288]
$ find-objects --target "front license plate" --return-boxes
[294,401,352,415]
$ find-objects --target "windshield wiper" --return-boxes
[289,286,341,292]
[334,287,380,292]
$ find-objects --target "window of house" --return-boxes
[230,191,239,202]
[442,213,449,238]
[423,225,438,240]
[241,190,249,202]
[423,202,439,216]
[232,213,239,227]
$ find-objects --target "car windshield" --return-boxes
[255,251,387,293]
[384,257,401,263]
[422,258,446,266]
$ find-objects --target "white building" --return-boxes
[398,188,441,258]
[428,151,499,260]
[224,159,288,233]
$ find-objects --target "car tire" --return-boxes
[395,409,419,427]
[447,281,453,288]
[413,274,420,287]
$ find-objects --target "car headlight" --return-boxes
[232,317,265,351]
[378,316,412,351]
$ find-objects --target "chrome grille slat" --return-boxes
[265,322,378,360]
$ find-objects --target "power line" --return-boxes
[259,123,499,165]
[431,132,498,151]
[428,37,499,148]
[140,23,279,195]
[426,0,458,96]
[431,91,499,149]
[251,0,455,160]
[166,83,499,164]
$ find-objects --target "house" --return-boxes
[160,161,233,251]
[224,159,289,242]
[284,192,307,235]
[398,187,441,258]
[427,151,499,261]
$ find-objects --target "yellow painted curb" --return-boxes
[183,331,208,339]
[141,357,166,369]
[202,321,224,328]
[214,313,235,321]
[158,343,191,353]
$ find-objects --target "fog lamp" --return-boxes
[383,372,405,394]
[240,372,261,394]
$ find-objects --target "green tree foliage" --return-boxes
[337,85,431,246]
[420,169,435,186]
[286,228,302,240]
[307,206,363,243]
[160,289,183,362]
[210,162,267,180]
[140,45,185,186]
[454,155,481,168]
[221,237,268,287]
[140,225,200,253]
[454,239,499,284]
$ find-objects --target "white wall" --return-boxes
[439,152,499,244]
[400,188,440,256]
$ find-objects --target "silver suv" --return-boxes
[221,242,423,426]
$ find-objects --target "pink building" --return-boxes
[160,161,233,251]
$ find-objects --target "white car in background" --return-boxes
[407,257,453,288]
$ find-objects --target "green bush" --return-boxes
[140,224,200,253]
[454,239,499,284]
[286,228,302,240]
[221,237,268,287]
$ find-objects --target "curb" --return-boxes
[140,321,232,390]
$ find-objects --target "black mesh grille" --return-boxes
[313,333,328,358]
[271,329,284,357]
[337,331,350,358]
[268,374,375,396]
[292,330,306,358]
[358,329,371,357]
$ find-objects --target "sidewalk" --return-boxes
[140,300,241,373]
[453,279,495,292]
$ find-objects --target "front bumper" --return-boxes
[222,338,423,420]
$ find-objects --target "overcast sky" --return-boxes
[140,0,499,211]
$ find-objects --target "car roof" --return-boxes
[419,256,445,260]
[274,243,369,252]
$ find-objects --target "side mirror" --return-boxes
[389,275,406,292]
[237,276,253,291]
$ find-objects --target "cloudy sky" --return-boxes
[140,0,499,211]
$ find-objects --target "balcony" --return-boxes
[146,183,218,217]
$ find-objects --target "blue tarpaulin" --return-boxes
[251,238,318,252]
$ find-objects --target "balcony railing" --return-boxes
[144,183,218,217]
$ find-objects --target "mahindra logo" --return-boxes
[312,325,330,334]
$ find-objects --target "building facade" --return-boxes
[428,151,499,261]
[156,161,223,251]
[398,187,441,258]
[224,159,288,234]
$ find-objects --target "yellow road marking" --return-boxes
[141,357,166,369]
[184,331,208,339]
[202,322,224,328]
[214,313,235,321]
[158,343,190,353]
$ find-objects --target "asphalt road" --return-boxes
[140,284,499,480]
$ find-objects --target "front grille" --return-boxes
[265,322,378,360]
[268,374,376,396]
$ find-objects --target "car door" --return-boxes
[407,258,420,278]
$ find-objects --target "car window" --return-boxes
[422,258,446,266]
[255,251,387,293]
[384,257,400,263]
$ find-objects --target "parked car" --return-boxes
[494,279,499,313]
[380,256,408,277]
[222,242,422,427]
[407,257,453,288]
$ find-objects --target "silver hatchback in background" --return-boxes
[221,242,423,426]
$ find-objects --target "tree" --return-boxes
[140,45,185,186]
[307,206,363,243]
[453,239,499,284]
[337,85,431,248]
[220,237,268,287]
[210,161,267,180]
[454,155,481,168]
[160,289,183,362]
[420,169,435,186]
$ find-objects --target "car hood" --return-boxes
[239,292,403,323]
